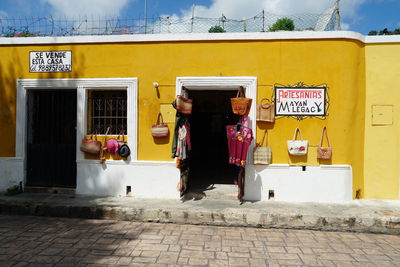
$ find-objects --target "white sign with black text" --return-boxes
[30,51,72,72]
[275,87,326,116]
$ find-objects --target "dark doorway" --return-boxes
[26,90,77,188]
[188,90,240,191]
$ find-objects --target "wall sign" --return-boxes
[30,51,72,72]
[273,83,329,120]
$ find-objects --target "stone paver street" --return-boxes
[0,215,400,266]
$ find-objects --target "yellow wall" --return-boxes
[364,43,400,199]
[0,38,366,198]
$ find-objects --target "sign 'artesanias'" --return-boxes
[275,87,326,116]
[30,51,72,72]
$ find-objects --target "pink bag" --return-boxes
[106,129,125,154]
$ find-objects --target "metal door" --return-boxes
[26,90,77,187]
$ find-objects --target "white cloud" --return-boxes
[182,0,365,20]
[341,22,350,30]
[41,0,133,17]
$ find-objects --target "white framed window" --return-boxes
[16,78,138,162]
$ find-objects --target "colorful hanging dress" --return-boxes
[226,116,253,167]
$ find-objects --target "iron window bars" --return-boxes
[87,90,127,135]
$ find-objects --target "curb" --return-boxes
[1,198,399,235]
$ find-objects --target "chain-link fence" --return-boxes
[0,6,339,37]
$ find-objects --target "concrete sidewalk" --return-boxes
[0,193,399,235]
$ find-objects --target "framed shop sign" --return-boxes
[29,51,72,72]
[274,83,328,120]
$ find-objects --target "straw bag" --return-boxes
[231,86,252,115]
[80,132,102,155]
[256,98,275,122]
[317,127,332,159]
[253,130,272,165]
[287,128,308,156]
[152,113,169,138]
[176,88,192,114]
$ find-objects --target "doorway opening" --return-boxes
[26,90,77,188]
[187,90,240,195]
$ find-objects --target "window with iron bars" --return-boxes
[87,90,127,135]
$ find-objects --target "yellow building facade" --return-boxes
[0,32,398,201]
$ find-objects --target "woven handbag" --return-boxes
[152,113,169,138]
[231,86,252,116]
[287,128,308,156]
[256,98,275,122]
[253,130,272,165]
[176,88,192,114]
[317,126,332,159]
[80,132,102,155]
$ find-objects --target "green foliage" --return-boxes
[369,28,400,36]
[269,18,295,32]
[5,29,36,37]
[208,25,226,33]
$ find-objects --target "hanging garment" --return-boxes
[176,124,188,160]
[171,99,191,158]
[226,116,253,167]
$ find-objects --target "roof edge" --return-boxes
[0,31,399,45]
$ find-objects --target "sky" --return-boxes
[0,0,399,35]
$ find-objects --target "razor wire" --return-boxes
[0,8,338,37]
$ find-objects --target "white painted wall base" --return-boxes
[244,164,353,203]
[0,158,24,191]
[0,157,352,203]
[76,160,180,198]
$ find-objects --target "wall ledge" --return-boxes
[1,31,399,46]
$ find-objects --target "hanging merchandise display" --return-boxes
[80,132,102,155]
[287,128,308,156]
[253,129,272,165]
[152,112,169,138]
[256,98,275,122]
[171,92,192,196]
[176,88,193,114]
[226,115,253,201]
[317,126,332,159]
[231,86,252,116]
[226,115,254,167]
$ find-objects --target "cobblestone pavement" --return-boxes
[0,215,400,267]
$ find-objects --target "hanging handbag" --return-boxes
[253,130,272,165]
[80,132,102,155]
[152,113,169,138]
[317,126,332,159]
[106,130,125,154]
[256,98,275,122]
[231,86,252,116]
[176,88,192,114]
[287,128,308,156]
[119,144,131,157]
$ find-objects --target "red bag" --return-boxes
[80,133,102,155]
